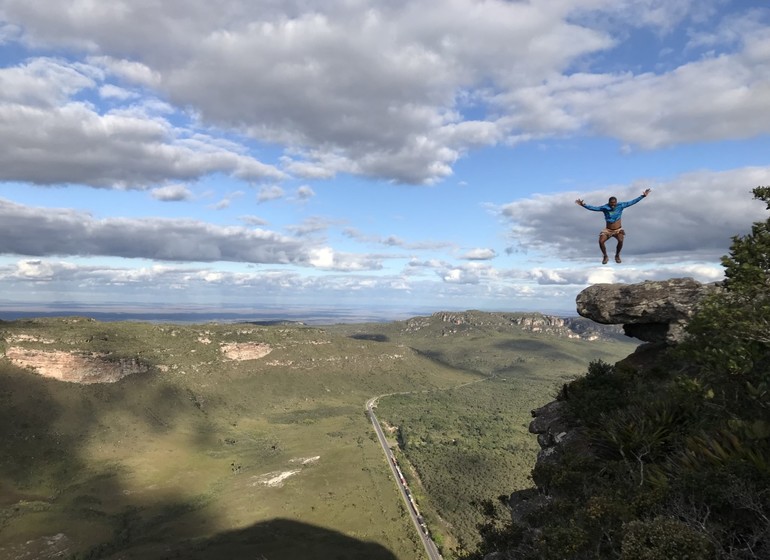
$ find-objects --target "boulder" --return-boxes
[576,277,719,344]
[529,401,590,477]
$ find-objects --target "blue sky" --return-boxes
[1,0,770,319]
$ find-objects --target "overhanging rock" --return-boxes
[575,277,720,344]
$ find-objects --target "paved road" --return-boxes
[366,396,443,560]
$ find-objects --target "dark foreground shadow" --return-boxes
[151,518,399,560]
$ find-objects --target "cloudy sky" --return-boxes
[1,0,770,319]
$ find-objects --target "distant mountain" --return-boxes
[397,310,629,343]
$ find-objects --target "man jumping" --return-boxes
[575,189,651,264]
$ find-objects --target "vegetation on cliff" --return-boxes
[467,187,770,560]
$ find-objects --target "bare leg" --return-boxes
[615,233,624,263]
[599,234,609,264]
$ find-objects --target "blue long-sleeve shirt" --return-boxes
[582,195,645,224]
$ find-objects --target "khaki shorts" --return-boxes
[600,228,625,239]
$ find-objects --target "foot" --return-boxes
[615,255,622,263]
[602,255,609,264]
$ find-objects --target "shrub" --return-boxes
[620,517,712,560]
[589,401,681,464]
[562,360,633,425]
[532,522,590,560]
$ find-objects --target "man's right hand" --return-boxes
[575,199,584,206]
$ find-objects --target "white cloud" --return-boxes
[685,8,765,51]
[0,103,286,187]
[309,247,335,269]
[286,216,336,237]
[530,268,571,284]
[500,166,770,262]
[296,185,315,200]
[0,0,616,184]
[308,247,382,271]
[526,262,724,286]
[0,57,286,188]
[0,258,428,308]
[257,185,285,203]
[88,55,162,87]
[0,22,21,45]
[461,248,497,260]
[406,258,451,273]
[1,2,765,185]
[0,1,767,316]
[239,215,269,226]
[0,57,95,106]
[151,184,193,201]
[13,259,61,279]
[0,198,392,274]
[0,197,308,265]
[438,261,499,285]
[497,23,770,149]
[584,0,712,32]
[344,228,455,251]
[442,268,480,284]
[99,84,139,100]
[210,191,245,210]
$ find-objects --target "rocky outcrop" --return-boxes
[219,342,272,361]
[526,400,592,490]
[500,401,586,554]
[5,348,150,383]
[525,278,719,487]
[530,278,720,479]
[576,277,720,344]
[403,311,626,341]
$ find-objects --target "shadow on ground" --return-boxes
[349,333,390,342]
[0,324,402,560]
[112,518,399,560]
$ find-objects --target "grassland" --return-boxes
[0,314,636,559]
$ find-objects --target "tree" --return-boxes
[683,186,770,378]
[722,186,770,296]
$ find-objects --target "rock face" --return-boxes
[5,348,150,383]
[219,342,272,361]
[500,401,585,554]
[576,277,720,344]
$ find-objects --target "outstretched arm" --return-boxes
[620,189,652,208]
[576,198,603,211]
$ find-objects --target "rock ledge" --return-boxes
[576,277,719,344]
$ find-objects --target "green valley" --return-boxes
[0,313,637,559]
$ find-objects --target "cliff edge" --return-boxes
[498,278,724,559]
